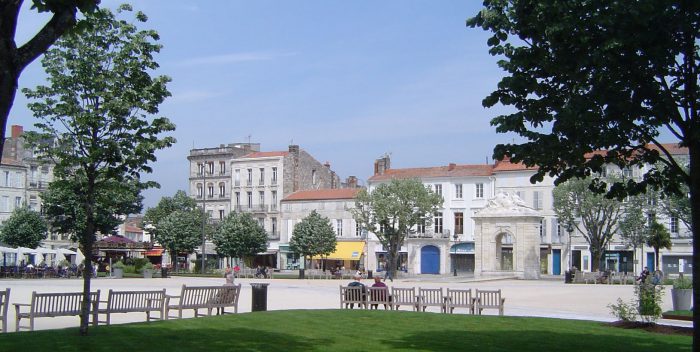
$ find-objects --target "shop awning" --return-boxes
[312,241,365,261]
[144,248,164,256]
[450,243,475,254]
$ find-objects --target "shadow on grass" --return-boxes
[380,328,691,352]
[0,326,332,352]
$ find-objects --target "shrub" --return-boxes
[132,257,149,271]
[673,276,692,290]
[636,282,664,323]
[112,261,126,269]
[142,262,154,272]
[608,298,637,322]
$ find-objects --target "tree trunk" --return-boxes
[0,62,17,159]
[590,246,602,272]
[687,142,699,349]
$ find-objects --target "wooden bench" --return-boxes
[340,285,367,309]
[97,289,167,325]
[15,290,100,331]
[367,287,391,310]
[0,288,9,333]
[417,287,445,313]
[445,288,474,314]
[474,289,505,316]
[165,285,241,319]
[390,287,418,311]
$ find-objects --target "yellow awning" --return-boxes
[312,241,365,260]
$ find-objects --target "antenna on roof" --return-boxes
[290,138,294,145]
[246,134,252,144]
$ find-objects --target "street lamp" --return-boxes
[201,161,207,274]
[566,221,574,270]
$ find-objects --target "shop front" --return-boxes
[311,241,365,271]
[450,243,475,273]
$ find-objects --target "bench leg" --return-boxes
[30,316,34,331]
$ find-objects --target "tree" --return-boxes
[660,184,691,233]
[212,212,268,267]
[156,209,204,268]
[353,178,443,279]
[618,195,649,271]
[289,210,337,271]
[0,207,47,248]
[0,0,99,158]
[22,5,174,335]
[553,176,624,271]
[468,1,700,343]
[646,220,672,271]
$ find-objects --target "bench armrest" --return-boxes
[13,303,30,307]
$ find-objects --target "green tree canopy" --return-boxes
[144,190,198,241]
[553,176,624,271]
[618,195,650,265]
[212,212,268,266]
[0,207,47,248]
[289,210,337,267]
[22,5,174,335]
[156,209,204,265]
[468,1,699,343]
[353,178,443,278]
[0,0,99,158]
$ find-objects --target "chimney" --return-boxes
[288,144,300,156]
[347,176,358,188]
[11,125,23,138]
[448,163,456,171]
[324,161,331,168]
[374,155,391,175]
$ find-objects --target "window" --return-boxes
[207,184,214,198]
[14,197,21,208]
[271,191,277,205]
[454,212,464,235]
[312,169,317,185]
[647,212,656,227]
[196,184,203,198]
[416,218,426,234]
[247,192,252,208]
[219,209,225,219]
[356,222,362,237]
[219,161,226,175]
[272,167,278,184]
[271,217,277,235]
[434,184,442,196]
[247,169,253,185]
[600,167,607,177]
[3,171,8,187]
[235,192,240,206]
[455,184,463,199]
[475,183,484,198]
[207,162,214,175]
[1,196,8,212]
[434,212,443,234]
[670,217,679,234]
[259,191,265,207]
[533,191,543,210]
[622,167,633,178]
[258,218,265,228]
[234,169,241,186]
[197,164,204,176]
[219,183,225,197]
[540,219,546,238]
[336,219,343,236]
[259,168,265,185]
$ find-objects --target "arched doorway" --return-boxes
[495,233,514,271]
[421,245,440,274]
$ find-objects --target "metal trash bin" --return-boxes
[367,270,372,279]
[161,267,169,278]
[564,270,572,283]
[251,283,270,312]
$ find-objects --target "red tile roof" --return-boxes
[368,164,493,181]
[493,157,536,172]
[283,188,361,201]
[241,151,289,158]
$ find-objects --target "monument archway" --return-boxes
[473,193,543,279]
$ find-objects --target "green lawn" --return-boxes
[0,310,690,351]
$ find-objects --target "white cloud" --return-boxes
[173,52,298,67]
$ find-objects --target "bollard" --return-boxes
[250,283,270,312]
[367,270,372,279]
[161,267,169,278]
[299,268,305,279]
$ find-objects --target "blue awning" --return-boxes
[450,243,474,254]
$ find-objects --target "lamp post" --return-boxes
[566,221,574,270]
[201,162,207,274]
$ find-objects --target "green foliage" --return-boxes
[553,176,624,271]
[636,283,664,323]
[353,178,443,277]
[674,276,693,290]
[157,210,205,262]
[21,5,173,335]
[618,194,650,252]
[646,220,672,269]
[608,298,638,323]
[142,262,154,271]
[112,261,126,269]
[0,207,48,248]
[212,212,268,262]
[289,210,337,261]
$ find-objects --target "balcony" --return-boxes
[246,180,253,187]
[271,179,278,186]
[259,179,265,186]
[252,204,267,212]
[408,229,451,239]
[269,204,278,212]
[268,231,280,240]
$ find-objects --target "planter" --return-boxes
[142,269,153,279]
[112,268,124,279]
[671,288,692,311]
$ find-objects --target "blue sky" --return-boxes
[13,1,515,209]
